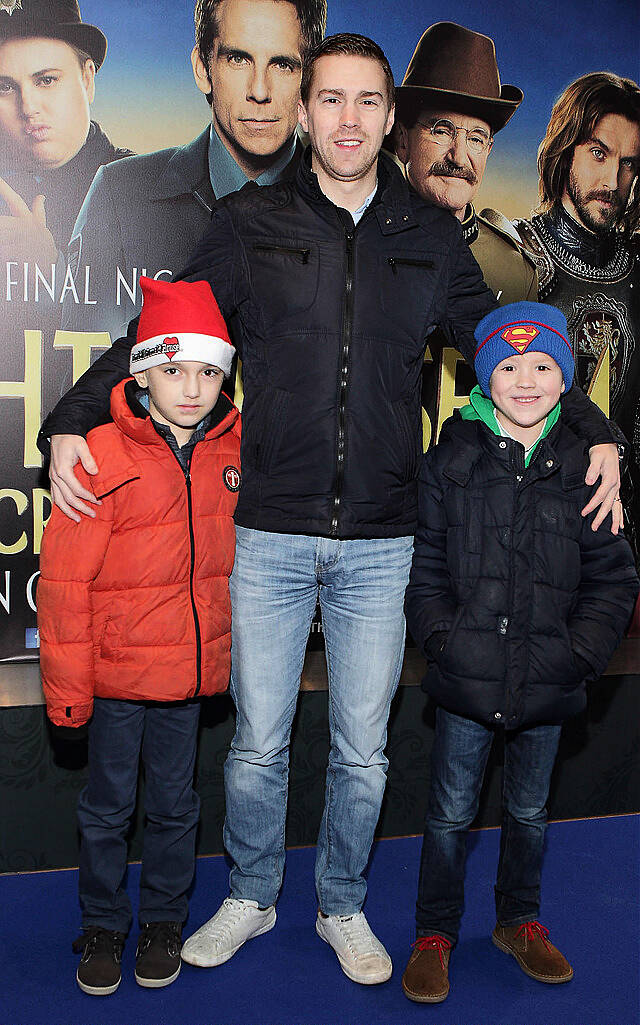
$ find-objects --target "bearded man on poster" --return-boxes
[515,73,640,557]
[0,0,131,264]
[60,0,327,342]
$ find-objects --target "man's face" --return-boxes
[191,0,303,177]
[563,112,640,234]
[0,36,95,169]
[297,54,394,187]
[395,108,492,219]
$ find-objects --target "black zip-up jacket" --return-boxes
[39,151,618,539]
[405,414,639,729]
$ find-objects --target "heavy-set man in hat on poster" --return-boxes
[0,0,131,264]
[391,22,622,525]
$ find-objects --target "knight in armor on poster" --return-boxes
[515,72,640,554]
[0,0,132,264]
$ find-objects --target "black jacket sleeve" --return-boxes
[568,496,639,678]
[404,451,458,655]
[441,222,498,363]
[559,383,620,449]
[38,205,244,453]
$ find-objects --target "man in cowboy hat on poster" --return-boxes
[390,23,622,531]
[0,0,131,265]
[393,22,536,308]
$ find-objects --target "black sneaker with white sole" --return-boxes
[73,926,125,996]
[135,921,182,988]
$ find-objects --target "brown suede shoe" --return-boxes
[402,935,452,1003]
[492,921,573,983]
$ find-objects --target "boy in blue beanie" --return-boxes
[402,302,638,1003]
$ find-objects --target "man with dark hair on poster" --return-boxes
[0,0,131,263]
[61,0,327,342]
[515,72,640,553]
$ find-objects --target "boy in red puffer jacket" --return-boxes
[38,276,240,996]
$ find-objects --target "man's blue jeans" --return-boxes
[416,707,562,944]
[224,526,414,915]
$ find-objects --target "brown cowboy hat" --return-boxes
[0,0,107,70]
[396,22,523,133]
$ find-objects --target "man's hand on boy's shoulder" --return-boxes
[582,443,622,533]
[49,435,101,522]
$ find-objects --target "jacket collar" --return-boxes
[107,378,239,445]
[152,127,305,210]
[441,413,587,490]
[152,127,215,209]
[296,147,417,232]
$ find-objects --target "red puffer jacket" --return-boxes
[38,379,241,727]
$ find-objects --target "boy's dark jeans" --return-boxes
[416,707,561,944]
[78,697,201,933]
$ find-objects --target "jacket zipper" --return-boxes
[185,468,203,696]
[504,445,525,722]
[253,242,310,263]
[331,223,355,536]
[387,256,433,274]
[165,441,203,698]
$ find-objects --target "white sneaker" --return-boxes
[181,898,276,967]
[315,911,392,984]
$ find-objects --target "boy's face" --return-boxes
[489,350,565,443]
[133,360,224,444]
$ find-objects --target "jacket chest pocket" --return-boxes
[247,240,319,325]
[377,251,442,346]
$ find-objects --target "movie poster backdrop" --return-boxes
[0,0,637,676]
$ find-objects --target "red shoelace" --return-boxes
[514,920,552,950]
[413,934,452,968]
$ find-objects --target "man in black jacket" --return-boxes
[39,34,622,983]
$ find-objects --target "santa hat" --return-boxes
[473,301,574,396]
[130,277,235,377]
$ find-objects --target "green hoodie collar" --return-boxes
[460,386,561,467]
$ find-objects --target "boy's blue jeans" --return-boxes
[78,697,201,933]
[416,707,562,944]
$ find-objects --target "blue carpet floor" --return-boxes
[2,815,638,1025]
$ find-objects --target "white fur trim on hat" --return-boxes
[130,332,235,377]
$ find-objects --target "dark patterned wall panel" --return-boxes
[1,677,638,873]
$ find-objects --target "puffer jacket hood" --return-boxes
[405,412,639,729]
[38,379,241,727]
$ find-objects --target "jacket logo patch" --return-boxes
[163,336,180,360]
[224,466,241,492]
[501,324,539,353]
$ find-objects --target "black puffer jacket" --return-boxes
[405,414,639,729]
[40,150,617,538]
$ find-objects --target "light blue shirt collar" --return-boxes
[351,181,378,225]
[207,124,297,199]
